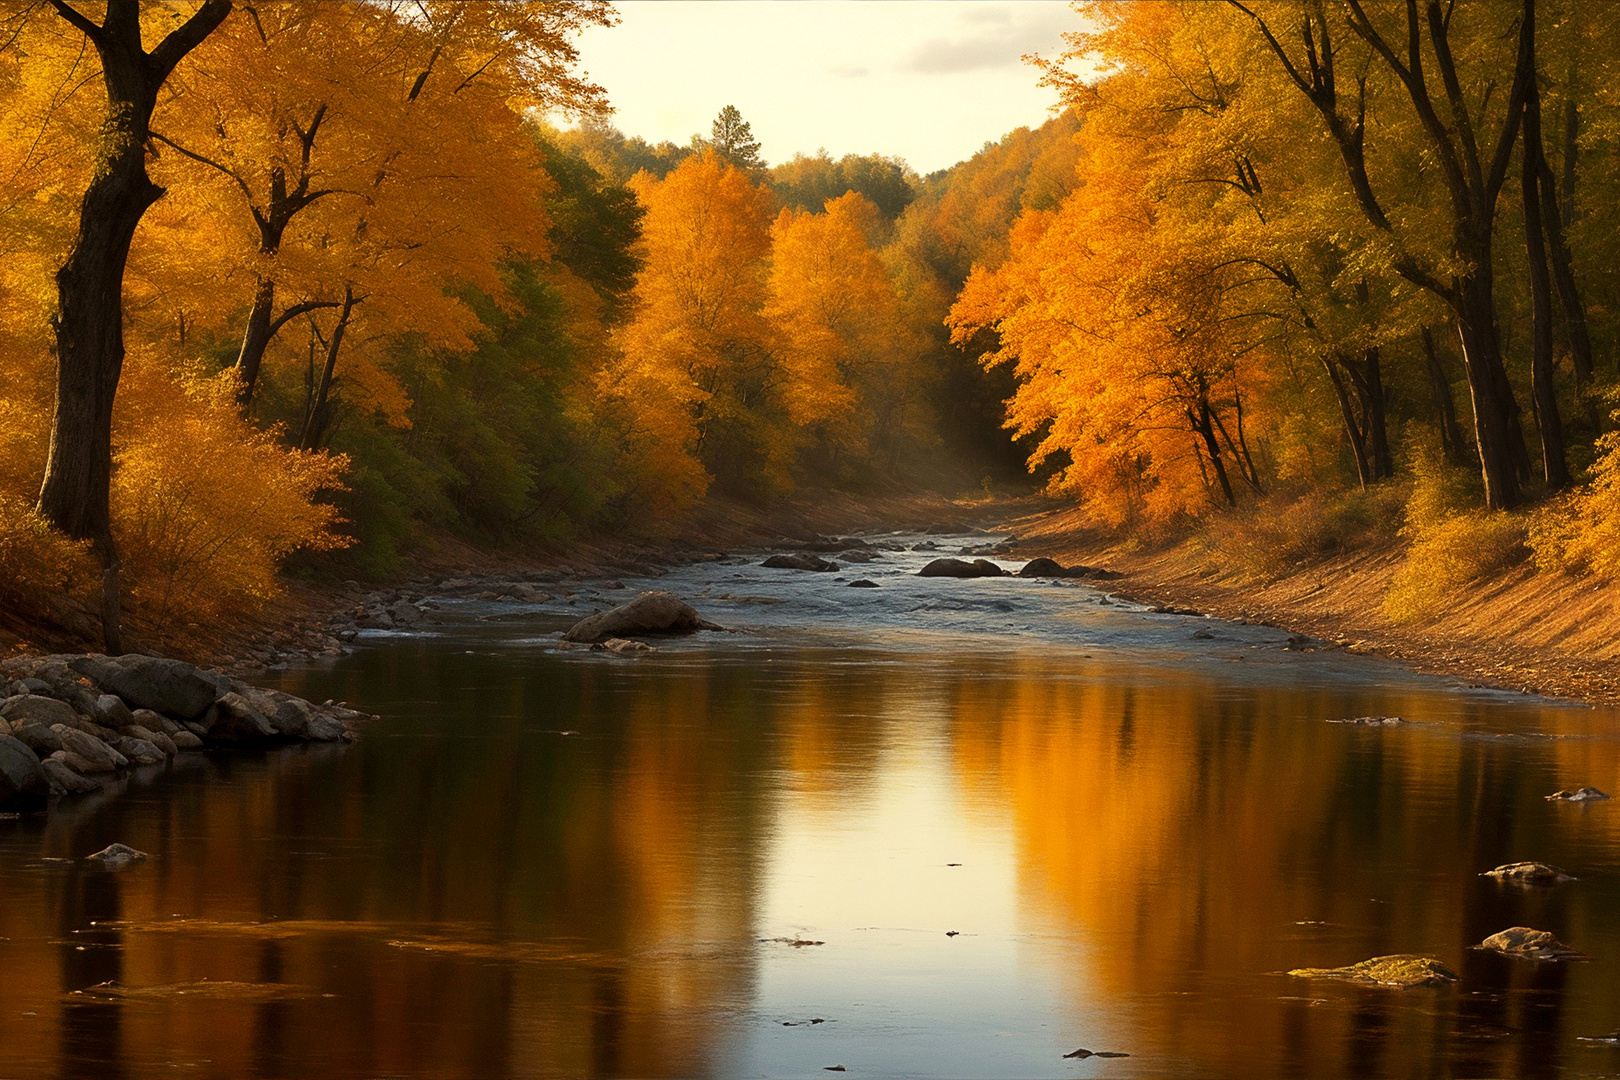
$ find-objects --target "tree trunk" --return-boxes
[1520,37,1569,489]
[1190,402,1236,507]
[299,286,356,451]
[1421,326,1471,467]
[35,0,233,652]
[235,274,276,405]
[1323,357,1372,487]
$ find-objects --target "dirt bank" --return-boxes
[1001,501,1620,708]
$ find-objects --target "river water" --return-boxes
[3,534,1620,1079]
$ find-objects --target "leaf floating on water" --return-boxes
[823,1066,846,1072]
[945,930,960,937]
[1064,1048,1131,1060]
[1288,954,1459,988]
[1326,716,1405,726]
[945,863,962,867]
[759,936,824,947]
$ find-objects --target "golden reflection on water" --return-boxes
[0,642,1618,1078]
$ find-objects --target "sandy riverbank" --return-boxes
[1000,501,1620,708]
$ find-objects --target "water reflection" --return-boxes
[0,636,1617,1078]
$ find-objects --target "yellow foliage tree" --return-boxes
[765,191,921,471]
[607,150,779,507]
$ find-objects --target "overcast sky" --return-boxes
[565,1,1082,175]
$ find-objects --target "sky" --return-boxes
[564,1,1082,176]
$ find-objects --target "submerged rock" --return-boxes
[86,843,147,866]
[847,579,879,588]
[1289,954,1459,988]
[762,553,838,572]
[1545,786,1610,802]
[1475,927,1585,960]
[593,638,655,654]
[918,557,1006,578]
[1481,862,1576,885]
[1328,715,1406,726]
[562,591,726,643]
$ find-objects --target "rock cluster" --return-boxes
[0,653,364,811]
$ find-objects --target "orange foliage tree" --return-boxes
[606,150,780,507]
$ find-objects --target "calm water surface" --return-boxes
[4,535,1620,1079]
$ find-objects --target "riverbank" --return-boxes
[1003,501,1620,707]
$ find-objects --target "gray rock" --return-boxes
[563,591,727,644]
[49,749,103,776]
[10,717,63,757]
[133,709,183,738]
[1018,558,1067,578]
[0,735,48,812]
[85,843,147,866]
[355,610,395,630]
[235,687,349,742]
[169,729,205,751]
[69,655,228,720]
[1,693,82,729]
[762,553,838,572]
[18,677,50,694]
[838,550,877,563]
[847,579,880,588]
[107,736,165,766]
[93,694,134,729]
[51,726,127,772]
[41,757,99,795]
[204,693,280,742]
[387,600,423,626]
[122,725,178,758]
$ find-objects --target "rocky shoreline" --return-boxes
[0,652,367,813]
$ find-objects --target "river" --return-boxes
[3,533,1619,1078]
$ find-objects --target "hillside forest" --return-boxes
[3,0,1620,655]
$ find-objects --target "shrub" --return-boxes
[1528,418,1620,580]
[1383,511,1527,623]
[1203,484,1406,580]
[112,376,350,630]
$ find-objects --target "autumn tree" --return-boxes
[25,0,232,651]
[766,192,921,472]
[607,150,780,506]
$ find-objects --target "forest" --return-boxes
[2,0,1619,655]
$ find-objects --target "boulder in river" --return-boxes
[1545,786,1609,802]
[86,843,147,866]
[762,553,838,572]
[1289,954,1459,988]
[1475,926,1585,960]
[0,734,48,812]
[918,557,1006,579]
[1018,558,1067,578]
[1481,862,1575,885]
[563,590,726,644]
[847,579,879,588]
